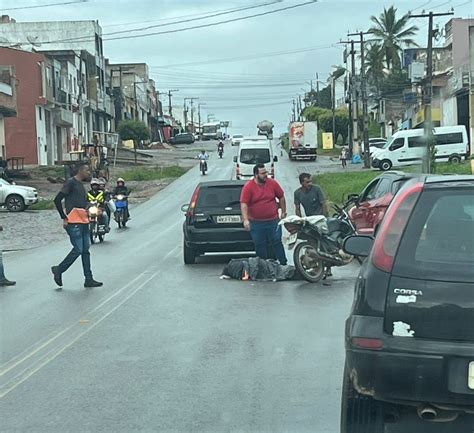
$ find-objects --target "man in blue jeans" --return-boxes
[52,162,102,288]
[240,163,287,265]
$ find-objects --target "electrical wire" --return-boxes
[24,0,318,45]
[3,0,87,10]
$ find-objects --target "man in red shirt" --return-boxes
[240,163,287,265]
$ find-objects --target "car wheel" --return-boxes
[6,194,26,212]
[449,155,461,164]
[380,159,392,171]
[341,363,385,433]
[183,241,196,265]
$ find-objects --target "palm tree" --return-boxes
[365,42,386,87]
[369,6,418,70]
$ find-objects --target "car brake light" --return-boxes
[372,182,423,272]
[271,163,275,178]
[351,337,384,350]
[187,186,201,217]
[236,163,241,179]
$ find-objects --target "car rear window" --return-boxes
[196,186,243,209]
[393,188,474,282]
[240,148,270,164]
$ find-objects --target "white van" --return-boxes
[234,141,278,180]
[372,126,469,171]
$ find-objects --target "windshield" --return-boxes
[202,126,217,133]
[239,148,271,164]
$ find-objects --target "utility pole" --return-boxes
[183,98,190,132]
[198,103,206,140]
[292,99,296,122]
[316,72,320,106]
[331,74,336,145]
[298,95,302,120]
[347,31,372,168]
[409,10,454,173]
[166,89,179,117]
[189,97,198,134]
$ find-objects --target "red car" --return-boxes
[349,172,415,236]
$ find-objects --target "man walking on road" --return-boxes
[294,173,329,218]
[0,225,16,286]
[52,162,102,288]
[241,163,287,265]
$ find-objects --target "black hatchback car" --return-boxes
[181,181,254,264]
[341,175,474,432]
[169,133,195,145]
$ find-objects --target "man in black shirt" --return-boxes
[52,162,102,288]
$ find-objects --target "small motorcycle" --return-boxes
[88,201,107,243]
[200,160,207,175]
[114,194,129,228]
[280,203,357,283]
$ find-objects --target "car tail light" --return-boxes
[236,163,241,179]
[351,337,384,350]
[187,186,201,218]
[372,182,423,272]
[270,163,275,178]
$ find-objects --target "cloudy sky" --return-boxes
[3,0,473,135]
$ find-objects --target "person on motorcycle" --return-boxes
[197,150,209,171]
[98,177,112,231]
[87,178,110,232]
[217,141,224,158]
[113,178,130,220]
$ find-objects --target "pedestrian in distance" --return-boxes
[240,163,288,265]
[52,162,103,289]
[0,225,16,286]
[340,147,348,169]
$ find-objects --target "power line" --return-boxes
[154,44,336,68]
[3,0,88,10]
[23,0,318,45]
[102,0,281,37]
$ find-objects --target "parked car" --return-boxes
[341,175,474,432]
[181,181,254,264]
[367,137,387,149]
[231,134,244,146]
[348,171,416,236]
[0,178,38,212]
[169,133,195,145]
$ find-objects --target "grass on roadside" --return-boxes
[314,161,473,205]
[122,165,188,181]
[30,199,55,210]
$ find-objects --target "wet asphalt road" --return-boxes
[1,143,358,432]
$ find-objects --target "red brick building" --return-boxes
[1,48,48,165]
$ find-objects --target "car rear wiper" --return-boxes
[226,200,241,206]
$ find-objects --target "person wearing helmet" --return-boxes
[87,178,110,231]
[113,178,130,220]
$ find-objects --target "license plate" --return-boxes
[286,233,298,249]
[216,215,241,224]
[469,362,474,390]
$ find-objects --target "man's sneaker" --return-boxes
[84,279,103,288]
[0,279,16,287]
[51,266,63,287]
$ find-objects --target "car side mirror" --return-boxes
[343,235,374,257]
[180,204,189,213]
[273,156,278,162]
[233,156,238,163]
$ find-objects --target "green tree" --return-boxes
[365,42,386,88]
[369,6,418,70]
[303,106,331,122]
[118,120,151,164]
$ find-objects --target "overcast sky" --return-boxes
[3,0,473,135]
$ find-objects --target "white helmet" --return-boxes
[90,178,100,186]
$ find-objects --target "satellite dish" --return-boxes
[27,35,42,47]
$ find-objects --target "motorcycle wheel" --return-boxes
[90,222,97,244]
[99,234,104,243]
[293,241,325,283]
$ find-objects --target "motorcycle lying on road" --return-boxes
[280,201,357,283]
[88,200,107,243]
[200,160,208,175]
[114,194,129,228]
